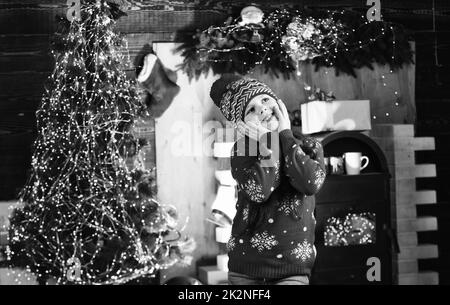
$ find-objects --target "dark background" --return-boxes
[0,0,449,283]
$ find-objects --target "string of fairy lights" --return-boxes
[5,0,194,285]
[190,8,409,120]
[324,212,376,247]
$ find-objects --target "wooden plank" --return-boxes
[414,164,437,178]
[388,165,415,179]
[0,72,49,98]
[398,260,419,274]
[370,124,415,138]
[415,190,437,204]
[396,204,417,219]
[0,34,51,53]
[398,244,439,260]
[383,149,416,166]
[0,8,226,35]
[390,178,416,194]
[399,271,439,285]
[0,1,67,6]
[303,0,450,10]
[249,55,415,125]
[0,0,449,11]
[0,35,53,73]
[0,2,449,35]
[391,190,414,206]
[0,96,40,113]
[0,54,53,73]
[117,10,227,33]
[397,232,418,247]
[397,217,438,233]
[397,219,417,233]
[391,189,438,206]
[413,137,435,151]
[373,137,415,152]
[0,33,169,73]
[0,7,66,35]
[0,112,35,132]
[416,216,438,232]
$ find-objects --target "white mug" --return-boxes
[343,152,369,175]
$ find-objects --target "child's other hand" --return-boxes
[273,99,291,132]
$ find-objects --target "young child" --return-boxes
[210,74,326,285]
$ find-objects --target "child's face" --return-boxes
[243,94,279,131]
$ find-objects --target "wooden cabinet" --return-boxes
[311,131,394,285]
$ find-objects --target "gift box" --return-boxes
[301,100,371,134]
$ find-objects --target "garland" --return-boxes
[177,8,414,79]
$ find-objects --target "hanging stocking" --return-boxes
[137,53,180,118]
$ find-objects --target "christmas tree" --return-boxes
[6,0,194,285]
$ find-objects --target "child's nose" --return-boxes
[259,105,269,115]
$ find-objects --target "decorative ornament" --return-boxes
[282,15,345,67]
[137,53,180,118]
[178,8,414,79]
[239,6,264,26]
[304,85,335,102]
[290,109,302,126]
[324,212,376,247]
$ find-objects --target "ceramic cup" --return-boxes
[330,156,344,175]
[343,152,369,175]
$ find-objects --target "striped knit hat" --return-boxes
[210,74,278,123]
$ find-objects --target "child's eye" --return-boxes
[262,98,269,103]
[246,107,255,114]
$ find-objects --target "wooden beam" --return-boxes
[0,72,48,98]
[0,8,227,35]
[2,4,450,35]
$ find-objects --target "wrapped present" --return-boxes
[301,100,371,134]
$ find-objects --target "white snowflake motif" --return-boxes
[314,168,326,188]
[296,148,305,156]
[243,177,265,202]
[312,139,322,149]
[250,231,279,252]
[278,195,302,215]
[274,160,281,184]
[242,206,249,222]
[243,168,257,177]
[291,239,314,261]
[227,236,236,252]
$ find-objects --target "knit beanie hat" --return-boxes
[210,74,278,123]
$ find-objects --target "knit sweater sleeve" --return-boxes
[279,129,326,196]
[231,136,280,204]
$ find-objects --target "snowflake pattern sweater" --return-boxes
[228,129,326,279]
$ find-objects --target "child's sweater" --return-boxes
[228,129,326,279]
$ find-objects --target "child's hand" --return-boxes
[236,121,272,157]
[236,121,270,142]
[273,99,291,132]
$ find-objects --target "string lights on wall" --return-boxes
[178,6,414,120]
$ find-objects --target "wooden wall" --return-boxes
[1,0,450,283]
[0,0,425,199]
